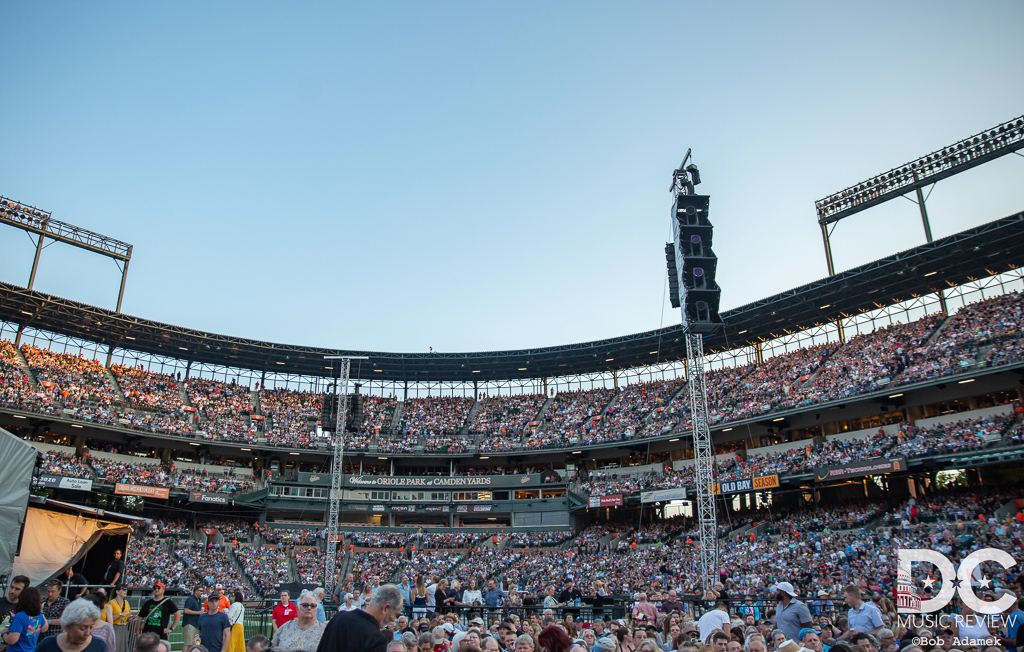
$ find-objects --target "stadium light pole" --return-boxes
[322,354,368,595]
[814,113,1024,319]
[0,196,134,357]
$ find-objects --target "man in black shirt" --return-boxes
[317,584,403,652]
[0,575,29,621]
[104,549,125,587]
[137,582,182,637]
[559,580,582,605]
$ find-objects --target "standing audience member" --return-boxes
[104,552,125,588]
[35,599,106,652]
[0,576,30,622]
[225,592,245,652]
[136,584,180,638]
[41,582,70,641]
[198,592,231,652]
[273,590,326,652]
[103,587,131,628]
[317,585,404,652]
[182,587,205,649]
[133,632,161,652]
[82,594,115,652]
[272,591,297,634]
[313,588,327,623]
[2,586,47,652]
[245,635,269,652]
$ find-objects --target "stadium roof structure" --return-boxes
[1,212,1023,383]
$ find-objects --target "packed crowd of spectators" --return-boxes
[22,343,120,408]
[579,412,1019,497]
[37,450,94,478]
[172,466,255,493]
[506,530,572,547]
[235,544,290,594]
[261,386,321,447]
[400,396,474,436]
[712,343,839,424]
[124,534,183,587]
[526,387,616,449]
[0,340,55,413]
[470,392,545,436]
[112,363,185,412]
[262,526,320,545]
[147,518,189,537]
[293,546,322,583]
[810,314,944,401]
[90,455,170,486]
[897,291,1024,384]
[423,435,472,452]
[196,518,254,541]
[602,378,687,440]
[172,539,246,592]
[351,549,403,583]
[359,395,398,434]
[3,291,1023,458]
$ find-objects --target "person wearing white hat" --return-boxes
[771,583,812,644]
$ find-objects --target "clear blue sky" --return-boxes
[2,2,1022,354]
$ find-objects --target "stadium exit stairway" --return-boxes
[460,398,483,435]
[13,346,39,389]
[103,368,126,405]
[286,555,300,583]
[524,396,555,441]
[390,401,404,434]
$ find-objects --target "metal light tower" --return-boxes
[323,355,368,594]
[667,150,723,596]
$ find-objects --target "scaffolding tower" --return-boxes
[322,355,368,593]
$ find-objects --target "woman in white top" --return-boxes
[462,579,483,606]
[226,591,246,652]
[954,601,992,644]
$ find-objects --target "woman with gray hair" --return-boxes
[36,598,105,652]
[401,631,418,652]
[271,590,326,652]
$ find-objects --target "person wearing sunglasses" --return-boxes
[273,590,326,652]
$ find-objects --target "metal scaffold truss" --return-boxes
[685,332,718,595]
[322,355,366,591]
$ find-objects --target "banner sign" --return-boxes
[641,487,687,503]
[296,473,543,488]
[115,483,170,499]
[34,475,93,492]
[816,457,907,482]
[372,504,386,512]
[350,504,369,510]
[392,505,416,512]
[189,492,230,504]
[473,505,492,512]
[588,495,623,508]
[456,505,468,513]
[713,474,780,495]
[423,505,450,513]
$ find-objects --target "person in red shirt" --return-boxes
[272,590,297,634]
